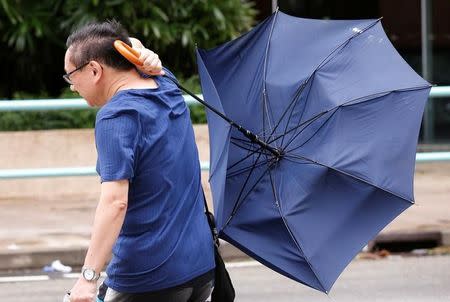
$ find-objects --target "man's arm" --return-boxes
[68,180,129,302]
[85,180,129,272]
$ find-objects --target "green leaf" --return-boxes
[151,24,161,39]
[212,7,225,22]
[143,23,149,37]
[152,6,169,22]
[181,30,189,47]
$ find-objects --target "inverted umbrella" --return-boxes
[195,10,431,293]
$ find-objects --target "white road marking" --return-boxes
[0,262,261,283]
[226,260,261,268]
[0,275,49,282]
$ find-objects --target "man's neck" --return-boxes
[103,70,158,104]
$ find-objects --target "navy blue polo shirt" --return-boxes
[94,70,215,293]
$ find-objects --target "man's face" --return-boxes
[64,47,99,106]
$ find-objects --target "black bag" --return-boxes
[203,193,235,302]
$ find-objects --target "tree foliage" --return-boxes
[0,0,256,130]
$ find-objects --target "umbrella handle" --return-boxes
[113,40,143,66]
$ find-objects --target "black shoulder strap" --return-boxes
[202,190,220,247]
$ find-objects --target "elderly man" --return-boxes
[63,20,215,302]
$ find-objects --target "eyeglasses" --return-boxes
[63,62,89,85]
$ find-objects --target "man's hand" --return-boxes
[67,277,97,302]
[130,37,165,76]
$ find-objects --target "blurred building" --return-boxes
[255,0,450,143]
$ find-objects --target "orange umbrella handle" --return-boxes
[113,40,143,66]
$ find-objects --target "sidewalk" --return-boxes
[0,127,449,270]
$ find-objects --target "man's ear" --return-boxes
[89,61,103,83]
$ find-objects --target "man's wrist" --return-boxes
[81,267,100,282]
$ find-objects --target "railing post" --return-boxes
[272,0,278,13]
[421,0,434,142]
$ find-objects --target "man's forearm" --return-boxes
[83,182,128,274]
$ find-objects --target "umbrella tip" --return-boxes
[270,148,286,161]
[274,148,285,162]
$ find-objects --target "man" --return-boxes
[63,20,215,302]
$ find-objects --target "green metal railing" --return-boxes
[1,87,449,180]
[1,86,449,111]
[0,163,211,180]
[0,95,200,111]
[428,86,450,98]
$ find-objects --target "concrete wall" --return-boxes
[0,125,212,205]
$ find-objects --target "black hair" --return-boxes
[66,20,135,71]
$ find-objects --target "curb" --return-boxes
[1,230,449,272]
[375,230,442,245]
[369,230,445,252]
[0,248,87,272]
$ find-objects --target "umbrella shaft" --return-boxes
[166,76,283,159]
[235,126,282,158]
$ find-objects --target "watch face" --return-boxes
[83,269,95,280]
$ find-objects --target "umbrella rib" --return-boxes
[227,127,288,172]
[285,153,414,204]
[262,8,279,86]
[230,136,255,144]
[267,110,330,147]
[228,131,273,173]
[284,108,337,154]
[267,163,279,205]
[230,137,265,160]
[265,164,328,292]
[234,159,277,212]
[224,157,276,228]
[263,88,277,144]
[280,74,317,149]
[278,218,328,293]
[259,77,311,151]
[314,19,382,73]
[230,140,269,156]
[227,159,271,179]
[283,85,431,153]
[261,8,280,145]
[227,145,265,172]
[283,157,317,166]
[225,150,265,227]
[228,129,281,173]
[230,135,281,156]
[279,80,309,148]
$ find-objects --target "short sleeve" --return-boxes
[95,112,139,182]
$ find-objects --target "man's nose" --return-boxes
[70,84,76,92]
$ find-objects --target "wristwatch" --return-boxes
[81,267,100,282]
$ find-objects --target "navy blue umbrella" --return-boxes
[192,10,431,293]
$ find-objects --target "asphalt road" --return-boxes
[0,255,449,302]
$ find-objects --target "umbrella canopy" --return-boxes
[197,10,431,293]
